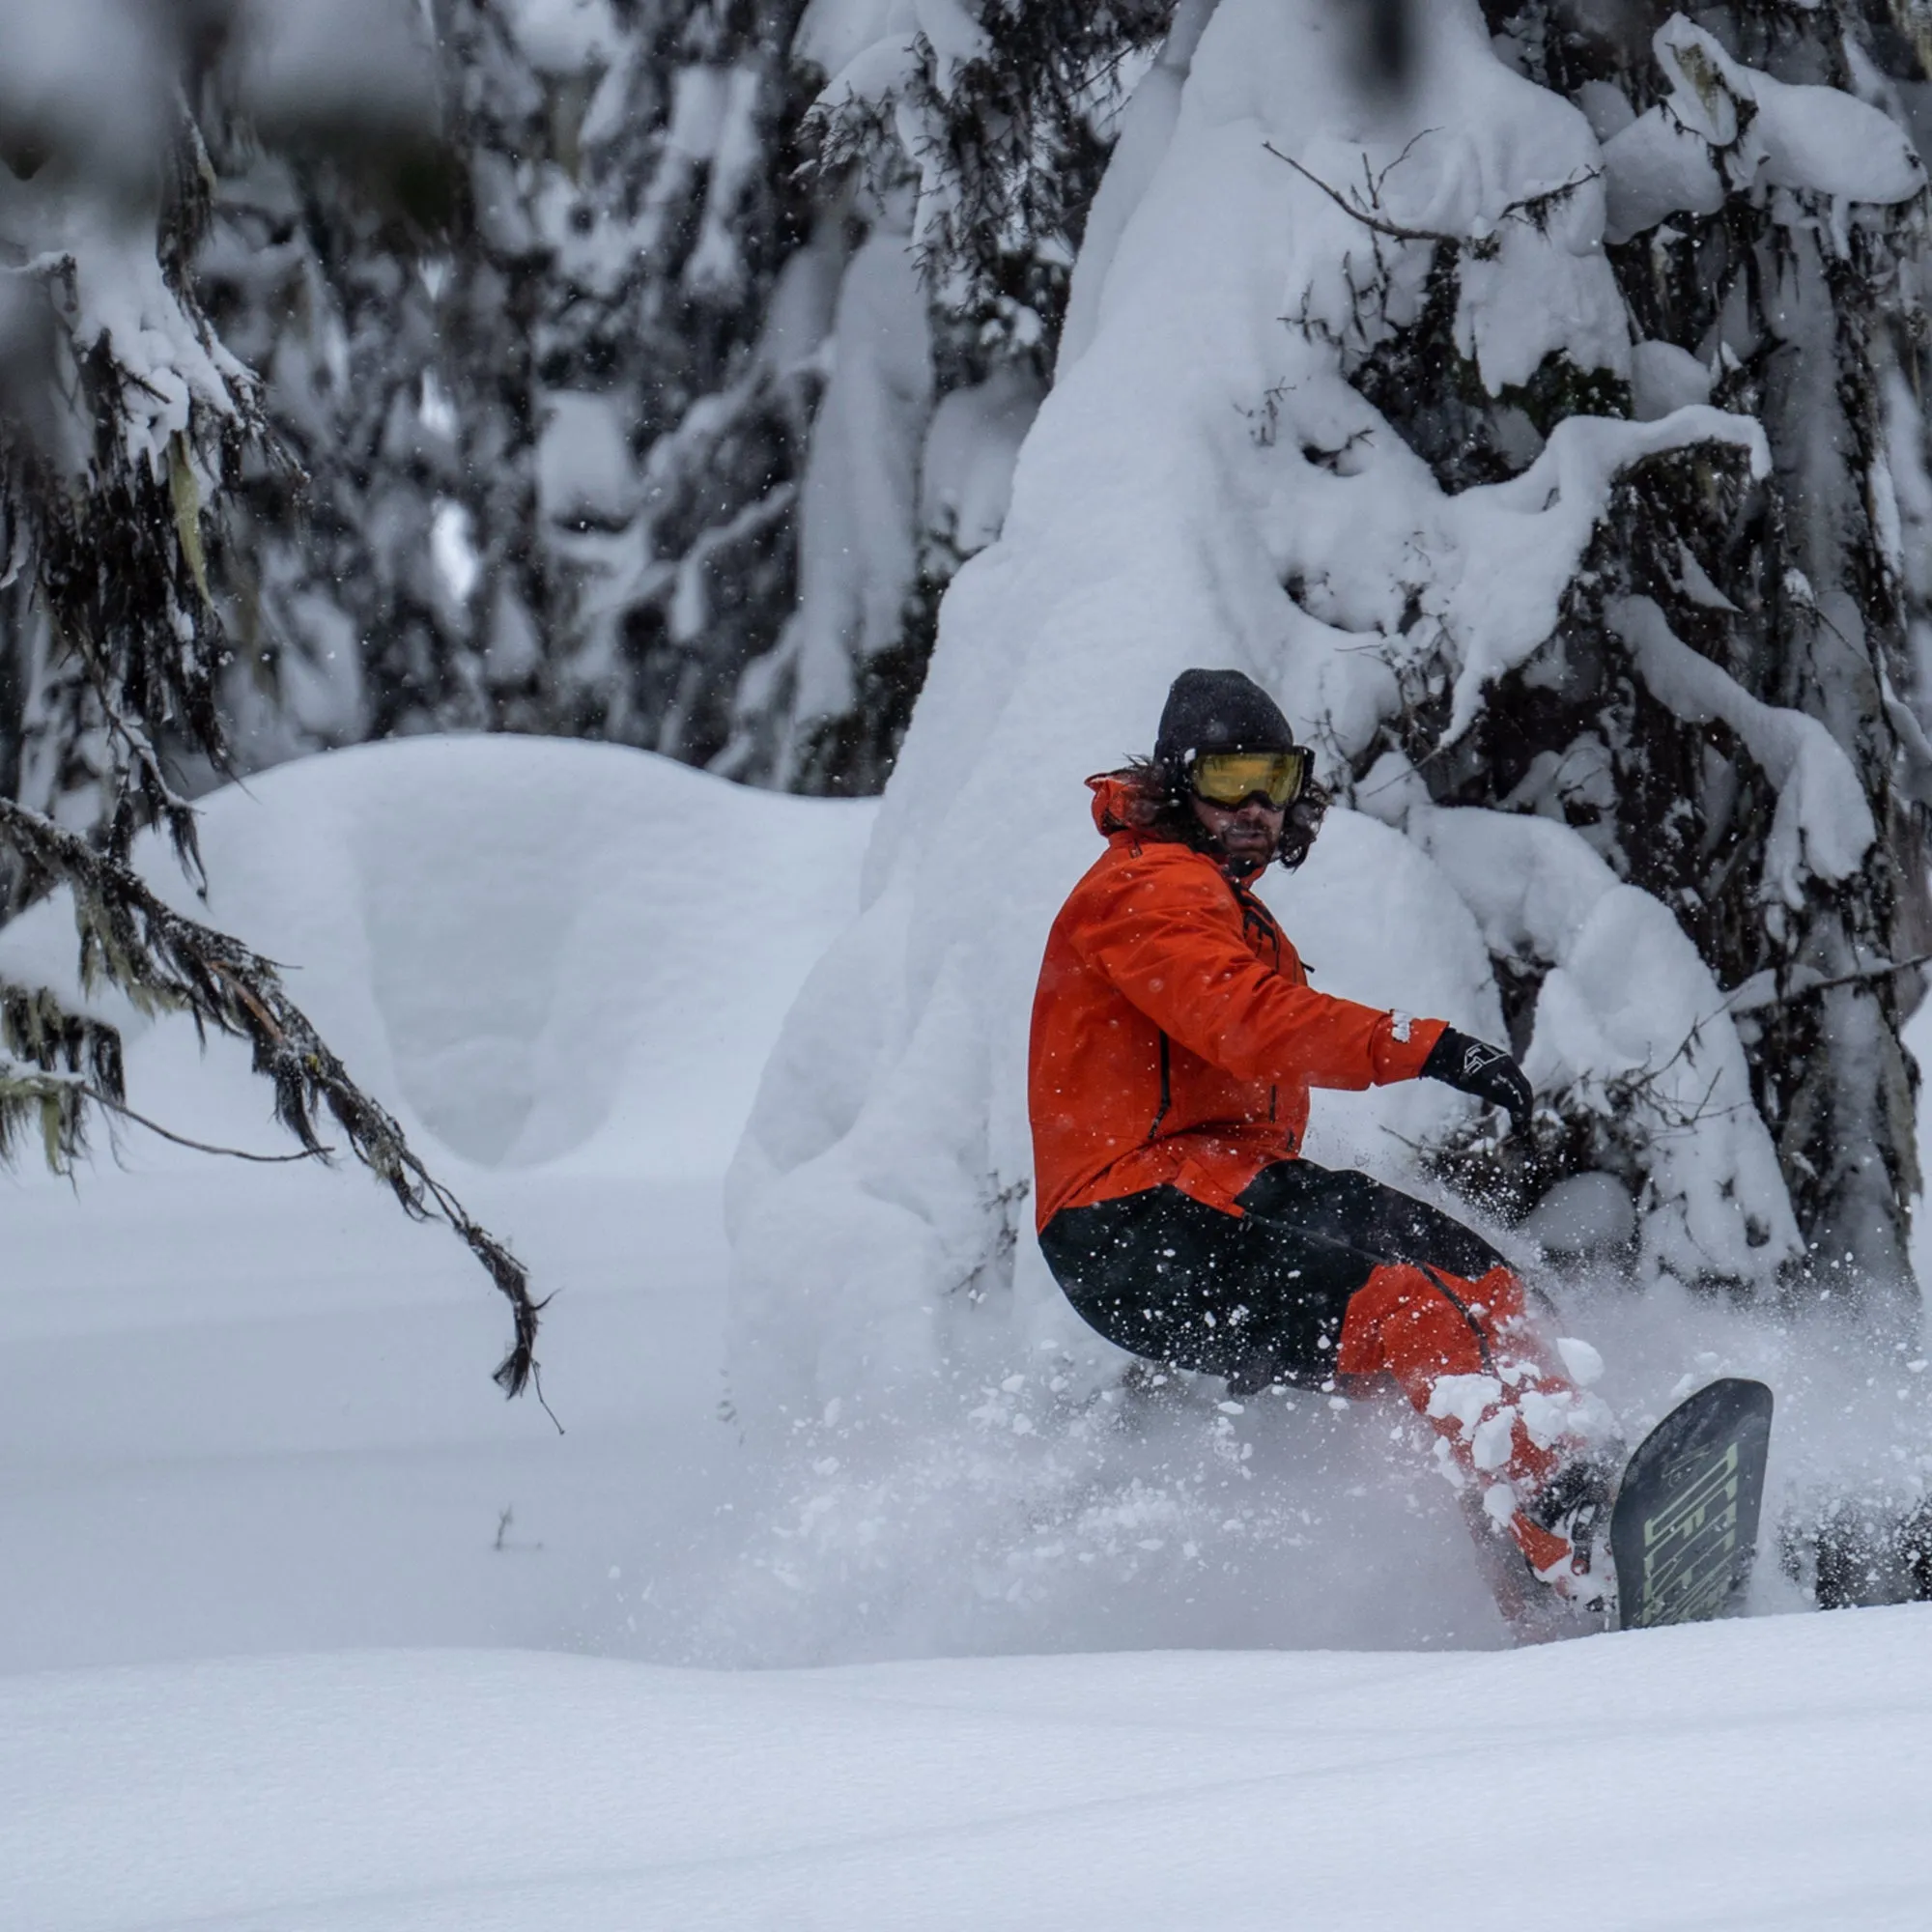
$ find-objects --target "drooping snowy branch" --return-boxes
[1601,14,1923,245]
[0,794,543,1392]
[1405,802,1801,1287]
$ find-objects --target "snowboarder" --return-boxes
[1029,668,1616,1610]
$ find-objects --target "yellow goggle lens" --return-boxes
[1189,749,1306,808]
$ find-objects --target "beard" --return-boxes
[1208,821,1279,872]
[1206,788,1327,873]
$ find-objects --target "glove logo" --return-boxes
[1462,1043,1500,1077]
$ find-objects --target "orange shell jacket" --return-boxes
[1028,775,1447,1232]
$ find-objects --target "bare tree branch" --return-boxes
[1264,140,1460,247]
[1264,139,1603,261]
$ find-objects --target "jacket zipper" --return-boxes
[1147,1031,1172,1143]
[1236,879,1286,1136]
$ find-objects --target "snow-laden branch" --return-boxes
[1602,13,1923,244]
[1609,595,1875,905]
[1437,406,1767,739]
[1722,953,1932,1018]
[1407,803,1801,1286]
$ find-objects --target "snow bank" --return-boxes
[8,1608,1932,1929]
[0,736,873,1177]
[727,0,1801,1425]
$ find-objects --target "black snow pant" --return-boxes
[1037,1159,1506,1394]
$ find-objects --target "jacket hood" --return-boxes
[1087,770,1150,838]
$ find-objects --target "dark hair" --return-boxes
[1101,757,1329,871]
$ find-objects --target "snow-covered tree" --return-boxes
[1454,0,1932,1317]
[536,0,1101,794]
[721,0,1170,790]
[195,0,553,763]
[197,0,869,785]
[194,146,451,764]
[526,0,824,770]
[0,0,543,1392]
[726,0,1932,1433]
[190,3,1179,797]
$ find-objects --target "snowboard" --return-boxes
[1610,1377,1774,1632]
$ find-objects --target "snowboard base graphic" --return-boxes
[1611,1377,1774,1632]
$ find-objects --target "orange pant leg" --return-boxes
[1337,1261,1571,1496]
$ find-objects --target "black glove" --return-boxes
[1421,1027,1533,1135]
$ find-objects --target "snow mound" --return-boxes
[0,736,873,1176]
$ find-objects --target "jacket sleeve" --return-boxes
[1069,855,1444,1091]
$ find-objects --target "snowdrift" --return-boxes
[9,1607,1932,1929]
[0,735,874,1178]
[0,734,880,1678]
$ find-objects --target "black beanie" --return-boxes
[1153,668,1295,778]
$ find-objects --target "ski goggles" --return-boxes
[1188,748,1309,809]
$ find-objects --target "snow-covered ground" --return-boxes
[11,1610,1932,1931]
[0,739,877,1674]
[4,736,1931,1927]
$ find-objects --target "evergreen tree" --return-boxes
[202,0,835,780]
[191,5,1182,797]
[0,0,543,1393]
[729,0,1176,790]
[529,0,824,770]
[196,0,550,763]
[1396,0,1932,1319]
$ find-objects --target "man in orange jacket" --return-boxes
[1029,668,1615,1614]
